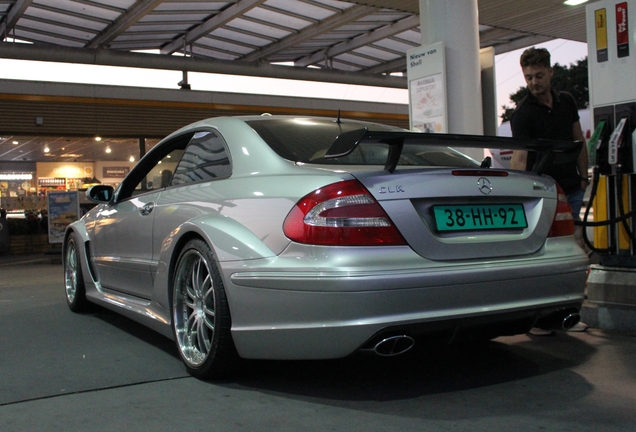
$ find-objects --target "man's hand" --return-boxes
[510,150,528,170]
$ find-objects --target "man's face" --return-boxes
[522,64,553,98]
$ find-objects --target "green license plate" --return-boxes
[433,204,528,232]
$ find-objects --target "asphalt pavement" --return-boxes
[0,252,60,267]
[1,256,636,432]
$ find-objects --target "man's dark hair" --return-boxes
[520,47,551,68]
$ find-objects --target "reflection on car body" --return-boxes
[63,115,588,379]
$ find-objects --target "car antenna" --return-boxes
[336,110,341,124]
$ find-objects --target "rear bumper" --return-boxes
[223,243,589,360]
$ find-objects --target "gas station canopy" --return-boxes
[0,0,590,163]
[0,0,587,76]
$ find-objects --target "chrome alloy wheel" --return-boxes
[173,248,217,367]
[64,232,88,312]
[64,237,80,304]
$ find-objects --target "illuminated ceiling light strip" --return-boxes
[564,0,588,5]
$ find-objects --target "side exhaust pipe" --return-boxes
[562,313,581,330]
[373,335,415,357]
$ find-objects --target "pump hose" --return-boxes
[575,166,613,254]
[615,165,636,244]
[574,165,636,253]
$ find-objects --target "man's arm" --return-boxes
[510,150,528,170]
[573,120,589,188]
[509,99,532,171]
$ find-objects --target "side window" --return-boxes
[116,133,192,201]
[144,148,183,191]
[171,131,231,185]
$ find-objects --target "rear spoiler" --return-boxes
[324,128,583,174]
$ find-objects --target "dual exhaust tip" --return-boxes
[372,335,415,357]
[369,312,581,357]
[561,313,581,330]
[535,311,582,331]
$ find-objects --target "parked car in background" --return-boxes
[64,115,588,379]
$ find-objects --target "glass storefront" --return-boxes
[0,162,37,213]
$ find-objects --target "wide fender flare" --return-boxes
[63,221,99,292]
[63,221,91,257]
[154,216,281,315]
[160,215,280,266]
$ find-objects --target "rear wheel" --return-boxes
[172,239,238,379]
[64,232,90,312]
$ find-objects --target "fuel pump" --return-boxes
[583,0,636,330]
[580,112,636,263]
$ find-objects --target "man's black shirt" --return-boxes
[510,89,581,194]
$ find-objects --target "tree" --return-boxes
[500,58,589,123]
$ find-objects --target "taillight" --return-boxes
[283,180,406,246]
[548,184,574,237]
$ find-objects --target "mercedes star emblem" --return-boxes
[477,177,492,195]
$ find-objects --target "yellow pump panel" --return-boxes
[593,176,609,249]
[619,175,632,251]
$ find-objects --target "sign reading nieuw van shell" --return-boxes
[406,42,447,134]
[103,167,130,178]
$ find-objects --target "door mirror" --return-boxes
[86,185,114,203]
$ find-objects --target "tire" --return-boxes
[172,239,238,379]
[64,232,90,312]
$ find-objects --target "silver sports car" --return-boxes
[64,115,589,379]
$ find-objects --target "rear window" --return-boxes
[246,118,478,168]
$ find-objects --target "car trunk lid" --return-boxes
[352,168,558,261]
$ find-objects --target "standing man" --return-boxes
[510,47,589,219]
[510,47,589,335]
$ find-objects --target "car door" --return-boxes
[90,135,190,298]
[90,192,159,298]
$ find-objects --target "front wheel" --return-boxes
[64,232,90,312]
[172,239,238,379]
